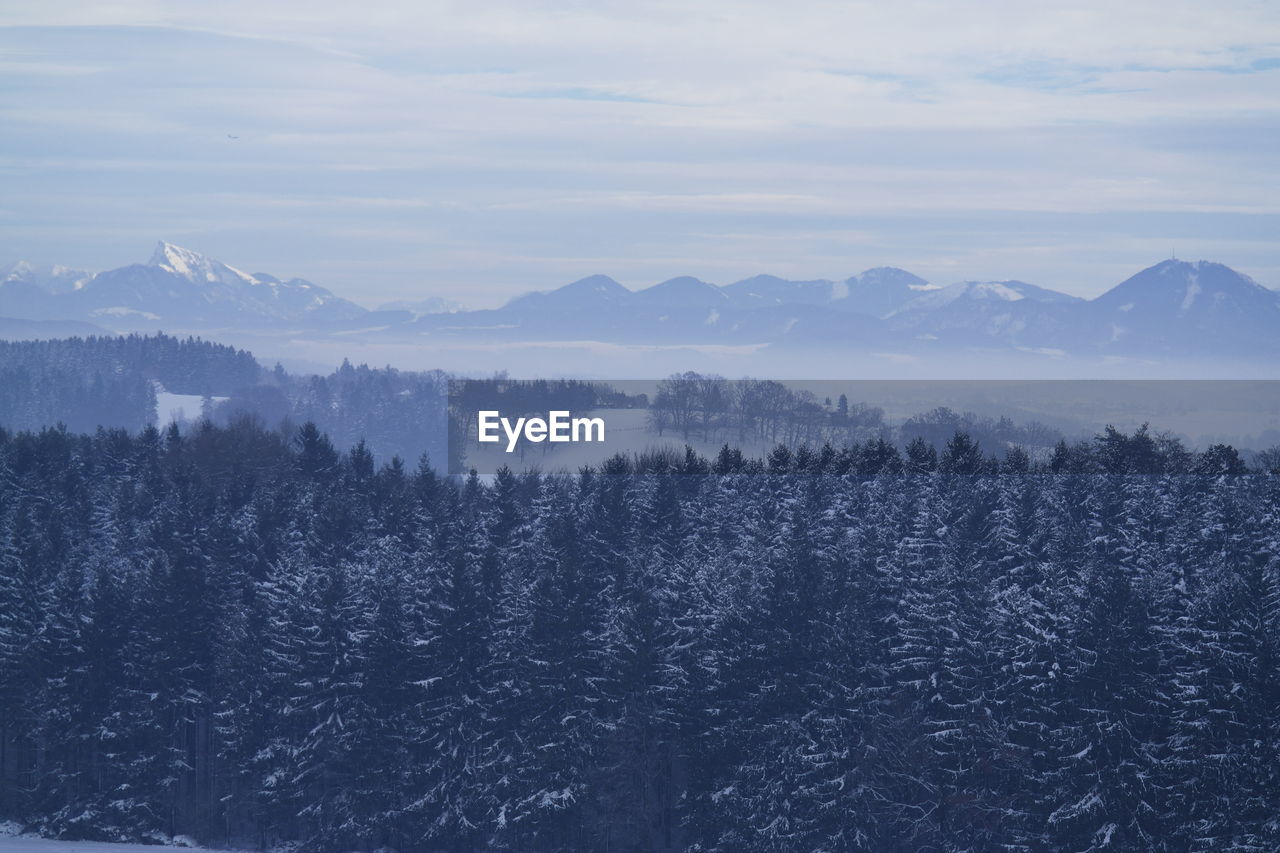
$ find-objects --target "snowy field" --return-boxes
[153,381,228,425]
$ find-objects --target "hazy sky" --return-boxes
[1,1,1278,307]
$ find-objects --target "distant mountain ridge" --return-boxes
[407,258,1280,357]
[2,241,392,329]
[2,260,93,294]
[377,295,464,318]
[2,243,1277,358]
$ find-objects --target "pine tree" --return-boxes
[404,474,500,851]
[1044,476,1165,851]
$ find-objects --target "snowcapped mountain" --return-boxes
[880,280,1085,351]
[149,241,258,289]
[838,267,937,317]
[2,261,93,295]
[1,263,97,326]
[407,267,930,344]
[2,242,373,330]
[409,259,1276,358]
[2,247,1276,361]
[1087,260,1280,356]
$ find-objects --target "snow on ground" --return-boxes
[0,836,212,853]
[156,390,210,424]
[153,381,228,425]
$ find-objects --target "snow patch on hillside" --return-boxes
[1180,271,1200,313]
[153,382,228,424]
[972,282,1025,301]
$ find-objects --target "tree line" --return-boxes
[1,418,1279,851]
[648,374,1066,455]
[0,334,258,433]
[0,336,450,468]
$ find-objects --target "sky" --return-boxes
[1,1,1278,308]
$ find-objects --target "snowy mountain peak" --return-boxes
[2,260,34,279]
[962,281,1028,301]
[2,260,94,294]
[148,241,257,287]
[1093,259,1280,326]
[1099,259,1272,302]
[1,240,371,328]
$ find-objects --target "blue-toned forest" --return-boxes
[1,420,1278,852]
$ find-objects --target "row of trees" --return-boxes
[648,374,1067,456]
[0,333,262,396]
[0,336,453,468]
[9,339,1266,478]
[0,364,155,433]
[2,419,1279,851]
[650,374,888,447]
[0,334,258,433]
[215,359,451,470]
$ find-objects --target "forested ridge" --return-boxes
[0,335,449,466]
[0,335,262,396]
[1,419,1279,852]
[0,334,258,433]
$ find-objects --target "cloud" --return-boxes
[0,1,1277,304]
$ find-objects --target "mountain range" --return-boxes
[2,242,1279,359]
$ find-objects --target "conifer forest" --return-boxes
[1,418,1279,852]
